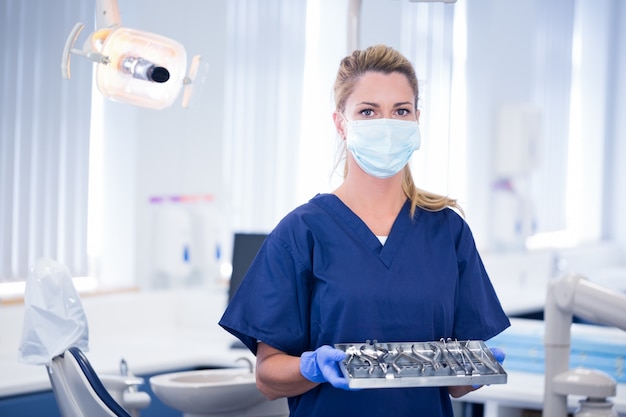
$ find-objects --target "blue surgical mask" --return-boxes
[344,117,421,178]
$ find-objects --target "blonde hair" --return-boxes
[333,45,462,217]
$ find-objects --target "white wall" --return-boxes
[464,0,542,245]
[608,1,626,251]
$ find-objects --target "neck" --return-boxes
[333,165,406,216]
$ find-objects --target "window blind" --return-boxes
[0,0,94,282]
[222,0,307,232]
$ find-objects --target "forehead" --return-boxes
[346,71,415,107]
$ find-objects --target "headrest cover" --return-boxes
[18,258,89,365]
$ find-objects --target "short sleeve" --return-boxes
[449,213,510,340]
[218,225,313,356]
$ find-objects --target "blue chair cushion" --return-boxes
[67,347,131,417]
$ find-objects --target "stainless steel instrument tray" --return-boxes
[335,339,507,389]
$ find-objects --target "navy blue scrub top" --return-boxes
[219,193,510,417]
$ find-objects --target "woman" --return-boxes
[219,44,510,417]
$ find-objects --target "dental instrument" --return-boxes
[392,347,425,374]
[335,340,506,389]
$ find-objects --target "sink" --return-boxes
[150,367,287,416]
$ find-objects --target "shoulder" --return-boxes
[415,206,474,245]
[274,194,337,231]
[416,206,467,229]
[267,194,336,252]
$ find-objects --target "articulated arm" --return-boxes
[543,274,626,417]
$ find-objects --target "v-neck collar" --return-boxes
[312,194,417,268]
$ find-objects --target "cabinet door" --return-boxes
[0,390,61,417]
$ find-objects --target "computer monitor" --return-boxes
[228,232,268,302]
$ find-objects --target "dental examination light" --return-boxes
[61,0,203,109]
[544,274,626,417]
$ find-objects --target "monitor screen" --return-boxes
[228,233,267,302]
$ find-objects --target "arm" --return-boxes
[255,342,318,400]
[256,342,352,400]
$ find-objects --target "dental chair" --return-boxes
[48,347,130,417]
[19,258,151,417]
[47,346,146,417]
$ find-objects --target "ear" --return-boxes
[332,111,346,139]
[416,109,421,123]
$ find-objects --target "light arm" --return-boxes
[96,0,122,29]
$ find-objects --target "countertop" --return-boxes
[1,328,253,398]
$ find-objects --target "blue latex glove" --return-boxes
[300,345,350,390]
[490,347,506,365]
[473,347,506,389]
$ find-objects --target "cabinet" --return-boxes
[0,390,59,417]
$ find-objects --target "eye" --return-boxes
[396,108,411,117]
[359,108,375,117]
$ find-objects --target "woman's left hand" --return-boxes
[448,347,506,398]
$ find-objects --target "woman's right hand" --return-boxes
[300,345,350,389]
[256,343,352,400]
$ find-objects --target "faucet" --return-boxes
[100,357,151,417]
[551,251,568,278]
[235,356,254,373]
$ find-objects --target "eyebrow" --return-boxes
[357,101,413,107]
